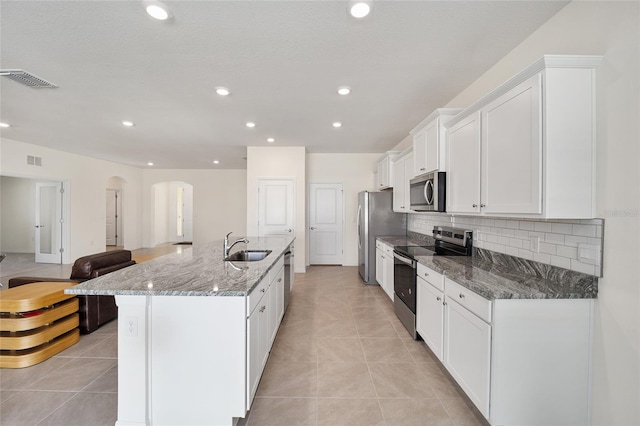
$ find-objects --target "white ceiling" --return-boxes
[0,1,568,169]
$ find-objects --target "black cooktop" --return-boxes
[394,245,437,258]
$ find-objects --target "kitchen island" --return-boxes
[66,236,295,426]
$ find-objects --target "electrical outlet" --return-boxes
[530,236,540,253]
[126,316,138,337]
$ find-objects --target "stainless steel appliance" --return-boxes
[410,171,446,212]
[393,226,473,339]
[357,191,406,284]
[283,244,294,313]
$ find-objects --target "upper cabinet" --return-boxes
[445,55,603,219]
[411,108,462,176]
[376,151,399,190]
[392,149,413,213]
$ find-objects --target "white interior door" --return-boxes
[35,182,62,263]
[182,184,193,242]
[106,189,119,246]
[258,179,294,237]
[309,183,343,265]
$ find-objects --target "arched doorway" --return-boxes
[106,176,127,248]
[150,181,193,246]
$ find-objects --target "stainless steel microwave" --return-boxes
[409,171,446,212]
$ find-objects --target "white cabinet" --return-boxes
[392,150,413,213]
[247,277,272,407]
[445,55,602,218]
[416,264,445,359]
[411,108,461,176]
[376,151,399,190]
[443,295,492,418]
[414,268,594,425]
[375,241,394,301]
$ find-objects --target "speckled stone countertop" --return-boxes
[65,236,295,297]
[377,235,597,300]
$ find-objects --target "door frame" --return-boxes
[307,182,344,266]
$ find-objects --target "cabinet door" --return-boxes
[447,112,481,214]
[413,129,428,176]
[424,119,439,173]
[392,156,406,212]
[378,157,390,189]
[416,278,444,360]
[376,248,385,286]
[384,250,395,301]
[482,74,542,214]
[275,268,284,323]
[444,297,491,418]
[247,304,265,407]
[268,281,278,347]
[404,152,415,195]
[259,287,271,368]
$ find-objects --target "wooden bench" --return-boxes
[0,282,80,368]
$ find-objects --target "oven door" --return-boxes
[393,251,417,312]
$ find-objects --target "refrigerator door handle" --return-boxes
[356,205,362,249]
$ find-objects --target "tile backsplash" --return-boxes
[408,214,604,277]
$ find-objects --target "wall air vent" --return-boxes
[0,69,58,88]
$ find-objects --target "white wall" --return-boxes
[0,176,36,253]
[142,169,247,247]
[246,146,306,272]
[0,138,143,261]
[307,153,379,266]
[437,2,639,423]
[152,182,171,246]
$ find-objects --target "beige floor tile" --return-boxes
[368,363,438,399]
[81,335,118,358]
[360,338,414,363]
[248,397,317,425]
[269,336,318,363]
[440,397,489,426]
[355,317,400,338]
[83,365,118,393]
[403,339,440,363]
[27,358,117,392]
[37,392,118,425]
[313,318,358,338]
[0,358,71,390]
[92,318,118,335]
[317,337,365,363]
[0,390,75,425]
[416,362,467,400]
[317,398,384,425]
[379,398,454,426]
[257,362,317,397]
[53,332,111,358]
[0,389,19,404]
[317,362,376,398]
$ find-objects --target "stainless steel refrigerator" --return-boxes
[357,191,406,284]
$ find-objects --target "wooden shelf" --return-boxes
[0,282,79,368]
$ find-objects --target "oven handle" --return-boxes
[393,252,416,268]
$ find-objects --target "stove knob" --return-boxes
[408,289,412,295]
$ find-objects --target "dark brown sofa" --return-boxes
[8,250,136,334]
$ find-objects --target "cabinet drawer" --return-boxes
[376,240,384,250]
[248,277,269,316]
[384,244,394,255]
[417,263,444,292]
[445,278,492,323]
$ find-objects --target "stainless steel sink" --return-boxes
[224,250,272,262]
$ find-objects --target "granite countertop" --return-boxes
[65,236,295,297]
[377,235,597,300]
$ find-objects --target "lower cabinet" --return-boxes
[375,241,395,301]
[415,264,594,425]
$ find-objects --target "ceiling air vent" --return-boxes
[0,70,58,88]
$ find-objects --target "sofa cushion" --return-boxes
[70,250,132,280]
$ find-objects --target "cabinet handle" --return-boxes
[260,288,266,293]
[278,278,282,282]
[379,183,383,186]
[424,272,429,277]
[480,204,486,208]
[472,204,478,208]
[420,167,425,171]
[260,305,266,313]
[443,301,447,306]
[436,296,441,301]
[459,293,465,299]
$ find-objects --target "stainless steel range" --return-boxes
[393,226,473,339]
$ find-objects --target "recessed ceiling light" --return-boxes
[0,122,10,128]
[333,122,342,128]
[337,86,351,95]
[122,121,134,127]
[267,138,275,143]
[147,162,154,166]
[349,1,371,18]
[213,160,220,164]
[246,122,256,128]
[216,87,230,96]
[144,1,171,20]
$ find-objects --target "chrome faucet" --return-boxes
[224,232,249,258]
